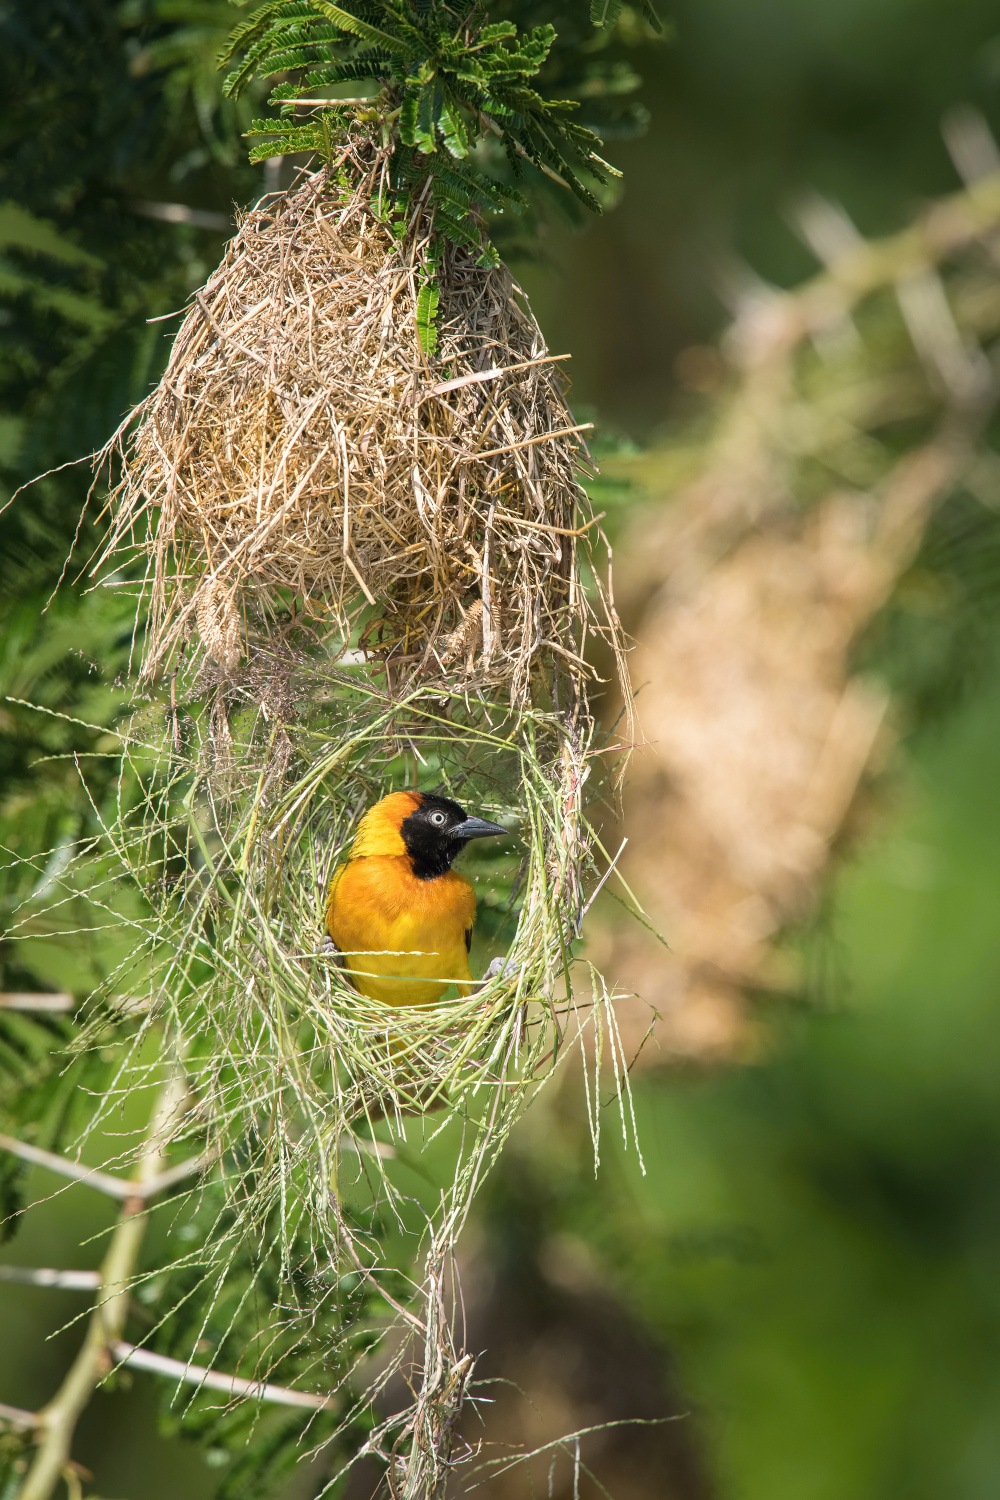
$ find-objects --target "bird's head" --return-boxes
[350,791,507,879]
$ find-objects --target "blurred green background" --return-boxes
[5,0,1000,1496]
[490,679,1000,1500]
[525,0,1000,432]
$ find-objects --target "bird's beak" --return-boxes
[457,815,508,842]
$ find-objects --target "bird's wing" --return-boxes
[325,861,346,936]
[464,925,472,955]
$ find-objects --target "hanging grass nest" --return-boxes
[99,133,615,711]
[91,119,632,1152]
[79,19,643,1472]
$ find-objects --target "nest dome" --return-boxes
[103,143,598,706]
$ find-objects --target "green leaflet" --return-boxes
[590,0,624,29]
[415,274,440,353]
[313,0,417,57]
[0,201,102,267]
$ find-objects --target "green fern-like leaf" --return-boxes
[220,0,629,259]
[590,0,625,31]
[416,275,440,353]
[246,117,337,163]
[314,1,416,56]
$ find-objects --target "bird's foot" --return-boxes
[316,935,338,958]
[483,954,519,983]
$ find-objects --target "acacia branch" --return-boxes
[0,1132,211,1201]
[110,1342,335,1410]
[0,1401,37,1431]
[0,992,149,1015]
[0,1267,99,1290]
[0,1133,138,1199]
[731,168,1000,363]
[17,1063,189,1500]
[0,993,74,1011]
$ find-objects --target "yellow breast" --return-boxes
[326,855,476,1006]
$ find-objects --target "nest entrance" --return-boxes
[101,136,604,708]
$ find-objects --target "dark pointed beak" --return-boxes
[457,815,509,842]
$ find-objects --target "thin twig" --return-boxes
[0,1401,38,1431]
[0,993,74,1011]
[0,1267,100,1290]
[0,1134,210,1202]
[18,1062,189,1500]
[0,1135,139,1200]
[110,1342,336,1411]
[290,97,374,106]
[576,838,629,932]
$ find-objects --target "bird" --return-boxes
[325,790,508,1006]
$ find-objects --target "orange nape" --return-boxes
[325,790,505,1007]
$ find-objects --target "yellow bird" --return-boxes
[325,791,507,1006]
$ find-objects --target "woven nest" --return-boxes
[99,133,611,709]
[73,133,642,1496]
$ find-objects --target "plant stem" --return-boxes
[109,1342,334,1410]
[17,1062,189,1500]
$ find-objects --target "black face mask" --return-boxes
[400,794,507,880]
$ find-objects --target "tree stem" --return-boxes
[18,1062,189,1500]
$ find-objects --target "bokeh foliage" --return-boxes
[484,679,1000,1500]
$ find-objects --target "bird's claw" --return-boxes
[316,935,338,958]
[484,954,519,982]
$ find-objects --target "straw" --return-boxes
[95,132,621,717]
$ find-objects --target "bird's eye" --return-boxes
[429,811,446,826]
